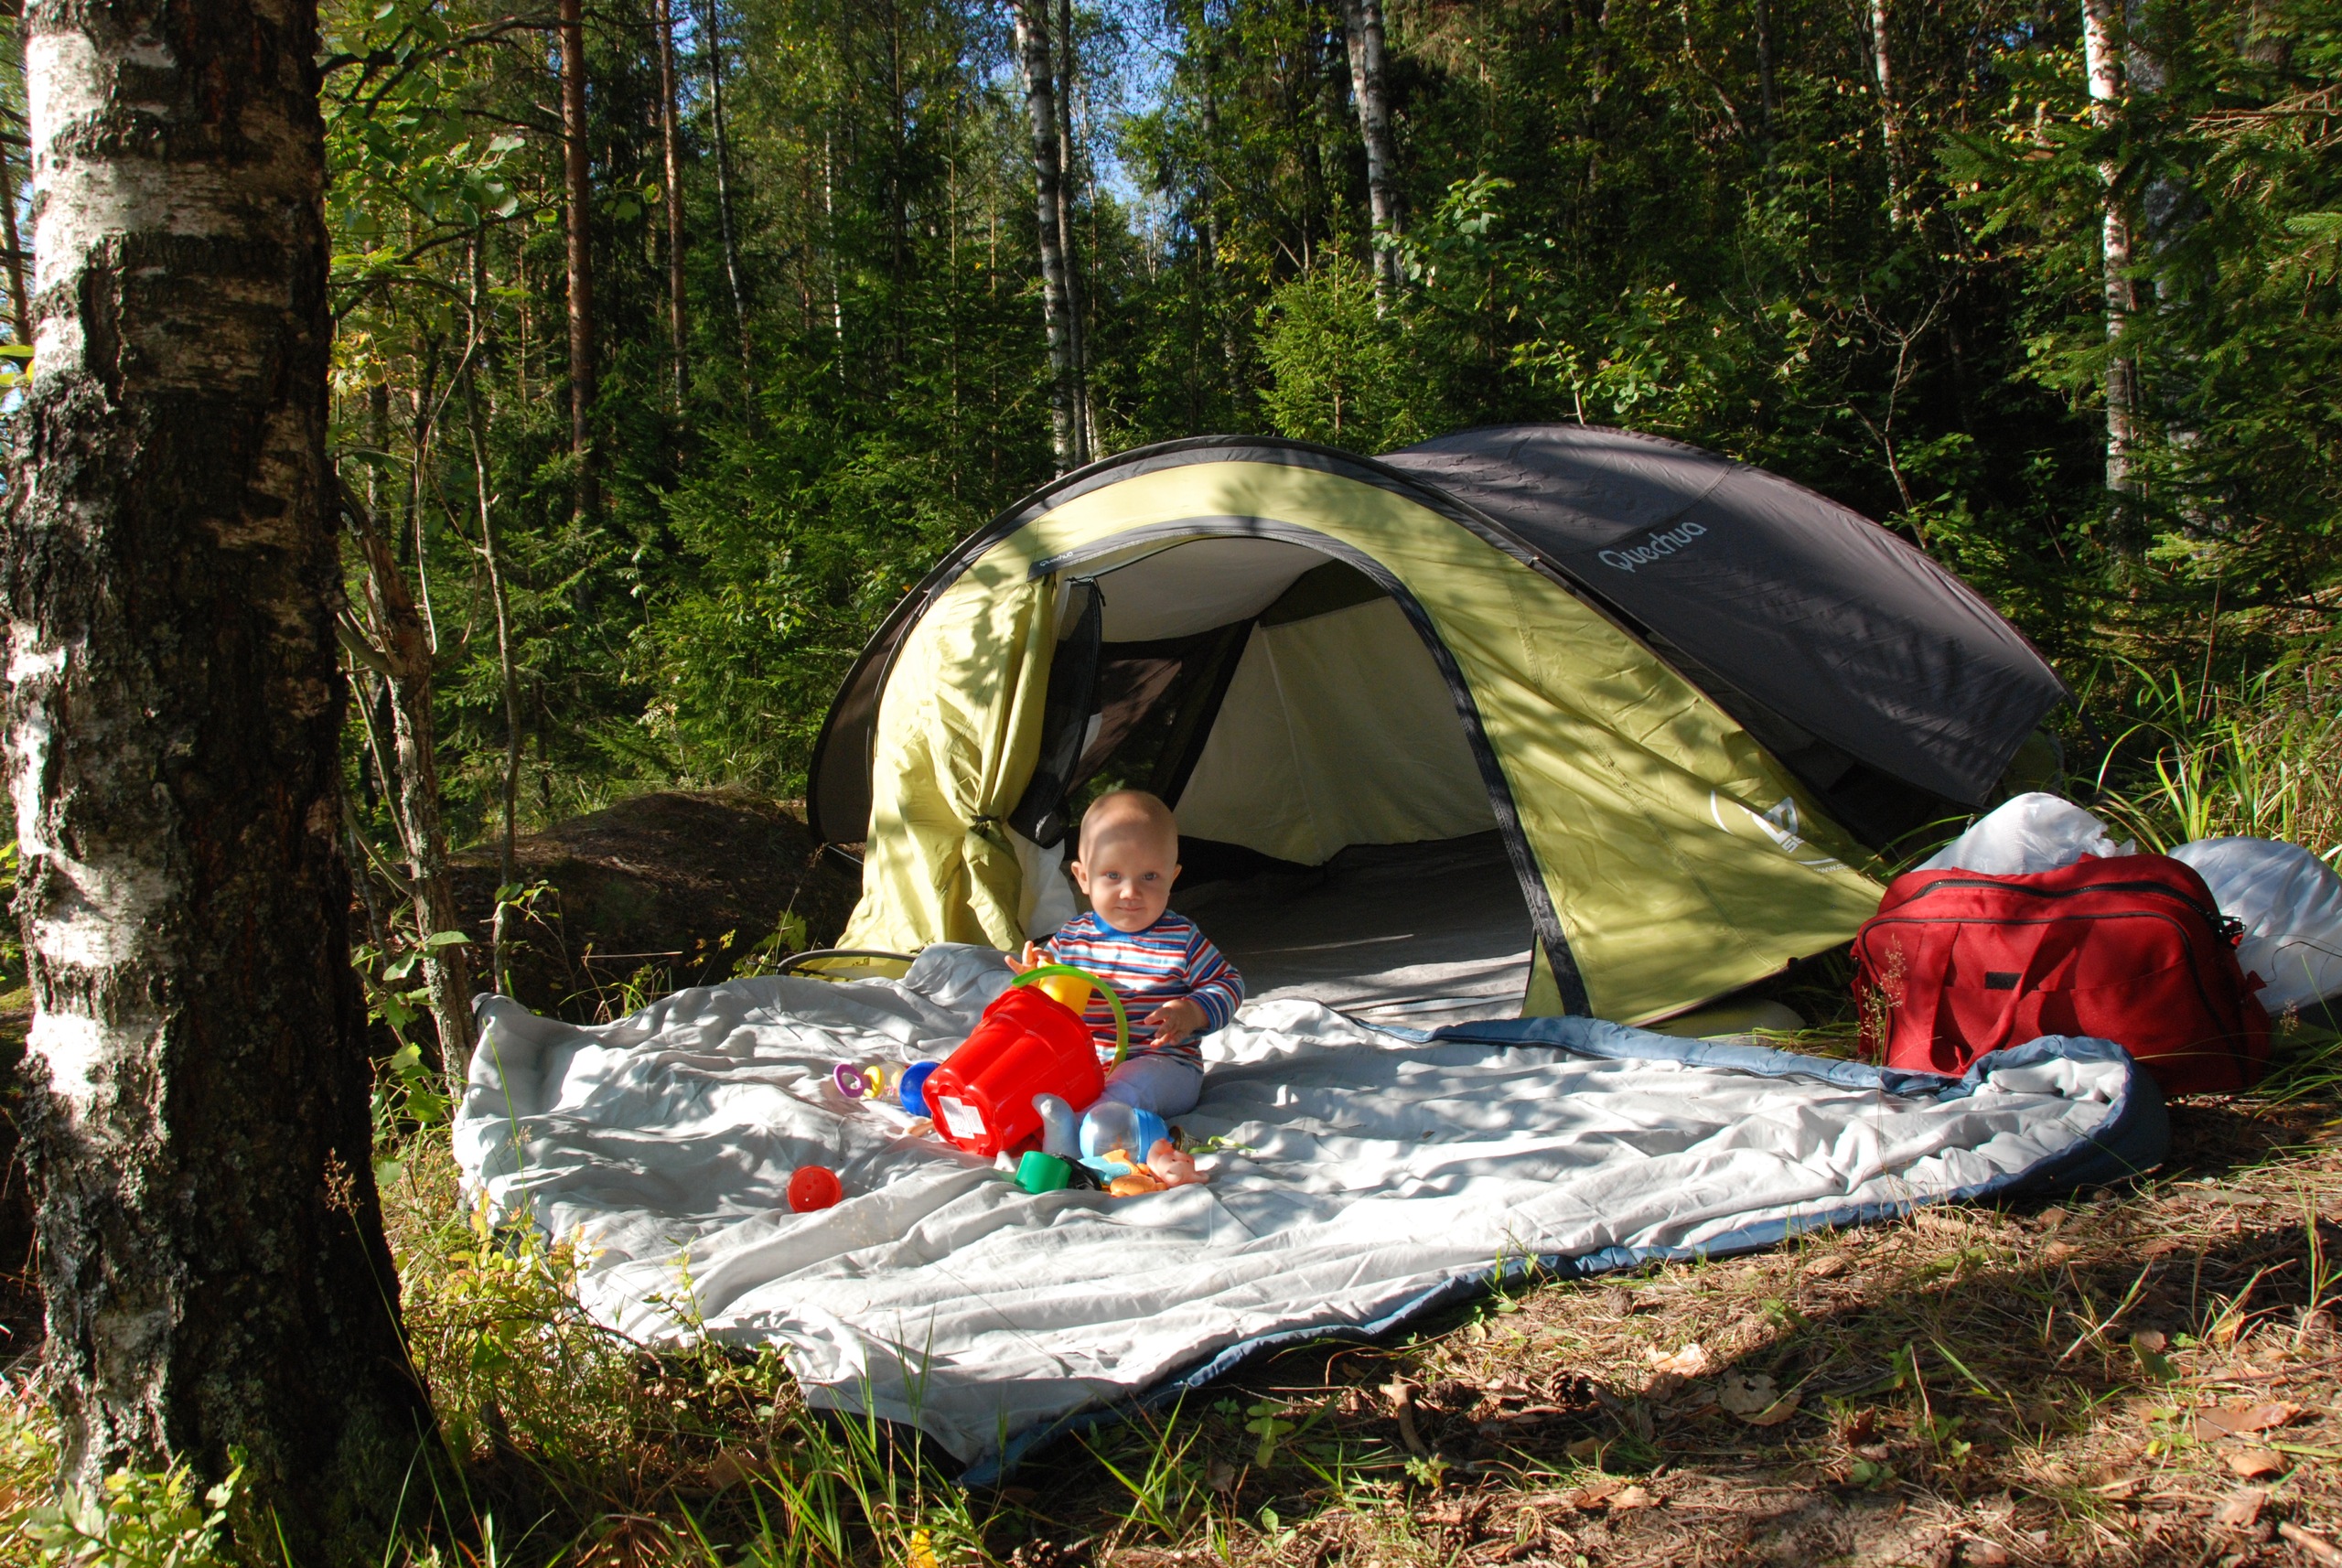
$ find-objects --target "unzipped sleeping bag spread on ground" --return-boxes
[805,424,2066,1026]
[454,948,2164,1478]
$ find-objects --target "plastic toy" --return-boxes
[833,1061,897,1101]
[1079,1101,1168,1177]
[923,965,1127,1160]
[1015,1150,1073,1194]
[899,1060,939,1119]
[1144,1138,1205,1187]
[788,1165,843,1212]
[1032,1093,1080,1158]
[1019,942,1096,1015]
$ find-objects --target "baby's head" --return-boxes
[1069,789,1182,933]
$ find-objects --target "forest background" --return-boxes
[193,0,2335,984]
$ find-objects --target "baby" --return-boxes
[1014,789,1242,1118]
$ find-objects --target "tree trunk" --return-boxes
[1012,0,1080,476]
[342,490,478,1068]
[7,0,437,1551]
[1753,0,1777,133]
[1868,0,1906,225]
[703,0,751,371]
[656,0,688,417]
[1340,0,1402,307]
[467,378,521,997]
[559,0,597,522]
[1054,0,1090,464]
[2081,0,2136,499]
[0,134,29,347]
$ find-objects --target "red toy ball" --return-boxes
[787,1165,843,1213]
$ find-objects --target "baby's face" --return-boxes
[1069,826,1180,933]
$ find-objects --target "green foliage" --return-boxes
[1258,255,1430,452]
[19,1451,243,1568]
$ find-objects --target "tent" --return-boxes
[806,424,2065,1026]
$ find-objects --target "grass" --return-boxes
[11,662,2342,1563]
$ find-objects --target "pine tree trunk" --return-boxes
[6,0,436,1551]
[2080,0,2136,499]
[1340,0,1402,307]
[656,0,688,416]
[1012,0,1080,475]
[559,0,598,522]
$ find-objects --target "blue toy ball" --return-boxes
[898,1059,939,1119]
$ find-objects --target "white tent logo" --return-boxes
[1709,792,1846,873]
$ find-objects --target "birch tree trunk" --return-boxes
[1012,0,1080,475]
[1340,0,1402,307]
[1868,0,1906,225]
[7,0,436,1550]
[656,0,688,416]
[1053,0,1089,464]
[703,0,751,371]
[559,0,598,522]
[2081,0,2136,498]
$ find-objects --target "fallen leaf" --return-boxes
[1206,1456,1237,1493]
[1569,1477,1622,1510]
[1806,1252,1851,1278]
[2091,1477,2141,1500]
[2036,1206,2068,1232]
[908,1530,940,1568]
[1746,1391,1803,1427]
[1649,1342,1711,1377]
[1600,1285,1638,1316]
[2225,1448,2285,1479]
[703,1447,759,1491]
[1958,1541,2011,1567]
[1611,1485,1656,1509]
[1853,1443,1891,1462]
[1644,1370,1690,1403]
[2044,1240,2079,1264]
[2213,1487,2267,1530]
[2141,1237,2184,1257]
[1717,1372,1778,1416]
[2132,1329,2168,1354]
[2195,1401,2301,1440]
[1565,1436,1605,1464]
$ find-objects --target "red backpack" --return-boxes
[1852,854,2270,1093]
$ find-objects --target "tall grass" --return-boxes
[2084,660,2342,859]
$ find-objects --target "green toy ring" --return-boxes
[1011,962,1131,1064]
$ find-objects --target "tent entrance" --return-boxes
[1017,534,1538,1023]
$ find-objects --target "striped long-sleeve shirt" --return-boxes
[1041,909,1244,1067]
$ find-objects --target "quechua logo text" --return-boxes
[1597,521,1707,573]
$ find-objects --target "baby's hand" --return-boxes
[1144,996,1209,1047]
[1007,940,1042,975]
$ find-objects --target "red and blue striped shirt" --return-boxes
[1041,909,1244,1066]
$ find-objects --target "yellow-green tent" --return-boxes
[807,425,2063,1025]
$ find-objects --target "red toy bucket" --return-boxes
[925,966,1127,1160]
